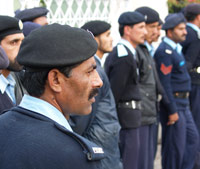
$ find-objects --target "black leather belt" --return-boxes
[190,67,200,74]
[118,100,141,110]
[173,92,189,99]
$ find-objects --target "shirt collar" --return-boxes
[118,38,136,55]
[94,55,102,66]
[144,41,154,56]
[19,94,73,132]
[187,23,200,33]
[187,23,200,39]
[0,73,16,94]
[163,36,182,54]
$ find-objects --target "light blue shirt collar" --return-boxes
[0,73,16,104]
[163,37,182,55]
[94,55,102,66]
[0,74,15,94]
[187,23,200,33]
[118,38,136,56]
[144,41,155,57]
[19,94,73,132]
[187,23,200,39]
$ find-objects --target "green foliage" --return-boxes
[167,0,200,13]
[40,0,46,7]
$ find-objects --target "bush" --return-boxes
[167,0,200,13]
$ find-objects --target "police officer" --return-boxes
[15,7,49,26]
[104,11,147,169]
[135,6,163,169]
[70,20,122,169]
[0,15,26,114]
[0,23,104,169]
[154,13,199,169]
[181,4,200,168]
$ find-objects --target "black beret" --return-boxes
[0,15,23,41]
[17,23,98,69]
[0,46,9,69]
[135,6,160,24]
[15,7,49,22]
[162,13,186,30]
[118,11,145,25]
[81,20,111,36]
[23,21,41,37]
[184,3,200,15]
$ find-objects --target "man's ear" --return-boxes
[47,69,63,92]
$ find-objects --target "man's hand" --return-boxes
[167,112,179,125]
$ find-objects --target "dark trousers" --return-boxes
[138,125,154,169]
[160,106,199,169]
[190,84,200,169]
[119,128,140,169]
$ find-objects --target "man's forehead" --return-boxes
[3,33,24,41]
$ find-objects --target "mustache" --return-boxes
[88,88,99,100]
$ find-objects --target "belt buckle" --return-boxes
[131,101,136,109]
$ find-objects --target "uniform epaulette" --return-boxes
[165,49,172,54]
[117,44,128,57]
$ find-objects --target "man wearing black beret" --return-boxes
[15,7,49,26]
[0,23,104,168]
[154,13,199,169]
[70,20,122,169]
[105,11,147,169]
[0,15,26,114]
[181,4,200,168]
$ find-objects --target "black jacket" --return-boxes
[105,43,141,129]
[136,44,164,126]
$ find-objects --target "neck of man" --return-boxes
[96,50,104,60]
[189,19,200,28]
[122,36,137,49]
[1,69,10,78]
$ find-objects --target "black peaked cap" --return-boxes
[162,13,186,30]
[15,7,49,22]
[81,20,111,36]
[135,6,160,24]
[184,3,200,15]
[17,23,98,69]
[118,11,145,25]
[0,15,23,40]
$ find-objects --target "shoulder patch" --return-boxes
[160,63,173,75]
[165,49,172,54]
[117,44,128,57]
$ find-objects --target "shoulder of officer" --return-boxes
[117,44,128,57]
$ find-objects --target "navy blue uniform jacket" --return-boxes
[0,107,104,169]
[154,40,191,115]
[181,25,200,85]
[105,44,141,129]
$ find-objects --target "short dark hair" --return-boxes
[184,13,197,22]
[119,25,124,37]
[22,63,80,97]
[119,25,134,37]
